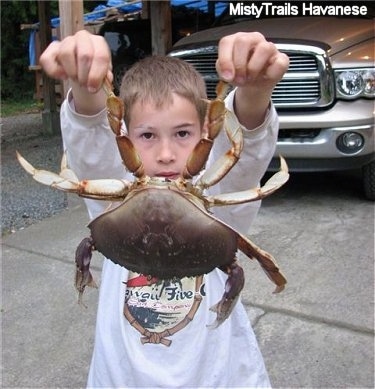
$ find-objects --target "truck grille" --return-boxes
[170,44,334,109]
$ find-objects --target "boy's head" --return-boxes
[119,55,207,128]
[119,56,209,179]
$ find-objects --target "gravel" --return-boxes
[1,113,68,235]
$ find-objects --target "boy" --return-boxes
[40,30,288,387]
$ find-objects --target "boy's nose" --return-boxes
[157,140,176,163]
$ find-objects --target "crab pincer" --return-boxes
[75,237,97,307]
[207,262,245,328]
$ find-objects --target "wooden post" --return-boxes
[149,1,172,55]
[141,0,150,19]
[207,1,216,23]
[58,0,84,39]
[58,0,84,97]
[38,0,60,135]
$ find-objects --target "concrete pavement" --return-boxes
[2,181,374,388]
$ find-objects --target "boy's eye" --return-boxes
[177,130,189,138]
[141,132,154,140]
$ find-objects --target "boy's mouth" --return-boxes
[156,172,180,180]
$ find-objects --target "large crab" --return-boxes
[17,79,288,329]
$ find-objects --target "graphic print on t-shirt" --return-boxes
[124,271,205,346]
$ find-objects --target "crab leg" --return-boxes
[205,156,289,206]
[16,151,132,201]
[16,151,80,190]
[104,78,124,137]
[103,78,145,178]
[183,81,229,179]
[196,110,244,190]
[237,234,287,293]
[116,136,145,178]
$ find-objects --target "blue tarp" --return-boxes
[29,30,37,66]
[171,0,227,16]
[50,0,227,27]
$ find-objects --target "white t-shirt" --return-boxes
[60,89,278,388]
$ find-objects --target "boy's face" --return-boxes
[128,93,202,179]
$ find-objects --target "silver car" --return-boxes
[169,14,375,200]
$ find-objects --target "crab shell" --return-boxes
[88,180,238,279]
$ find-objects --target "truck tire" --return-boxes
[362,160,375,201]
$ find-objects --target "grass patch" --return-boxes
[1,98,43,117]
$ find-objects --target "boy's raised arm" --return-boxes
[40,30,288,127]
[39,30,112,115]
[216,32,289,130]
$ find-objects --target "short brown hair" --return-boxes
[119,55,207,127]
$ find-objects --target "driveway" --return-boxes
[2,113,374,387]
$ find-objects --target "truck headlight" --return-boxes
[335,68,375,99]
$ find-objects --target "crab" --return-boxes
[17,78,289,329]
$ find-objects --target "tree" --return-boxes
[1,0,101,100]
[1,1,46,99]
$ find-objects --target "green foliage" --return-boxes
[1,1,62,100]
[1,97,43,117]
[1,1,39,99]
[1,1,106,101]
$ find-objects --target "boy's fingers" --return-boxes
[230,35,253,83]
[217,32,289,87]
[264,52,290,83]
[216,35,236,82]
[39,30,112,93]
[74,32,95,87]
[72,31,109,91]
[39,40,68,80]
[63,31,99,88]
[216,32,269,83]
[54,34,80,80]
[85,37,112,92]
[244,41,278,81]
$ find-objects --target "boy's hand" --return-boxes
[40,29,112,92]
[216,32,289,129]
[216,32,289,90]
[39,30,112,114]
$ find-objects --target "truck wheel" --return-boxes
[362,160,375,201]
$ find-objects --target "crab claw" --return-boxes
[207,262,245,328]
[16,151,80,192]
[75,237,98,307]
